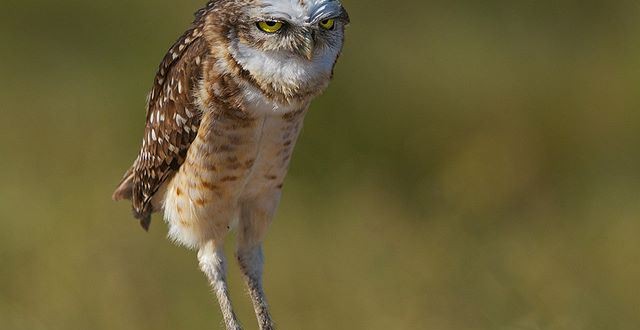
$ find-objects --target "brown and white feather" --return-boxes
[114,12,210,230]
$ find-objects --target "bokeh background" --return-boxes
[1,0,640,329]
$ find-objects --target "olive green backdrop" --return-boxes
[1,0,639,329]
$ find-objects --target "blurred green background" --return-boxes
[1,0,640,329]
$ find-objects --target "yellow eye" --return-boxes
[319,18,335,30]
[257,21,284,33]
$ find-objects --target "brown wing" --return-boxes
[114,16,208,230]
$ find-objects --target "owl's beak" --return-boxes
[297,31,315,60]
[303,42,315,60]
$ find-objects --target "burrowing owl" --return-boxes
[112,0,349,329]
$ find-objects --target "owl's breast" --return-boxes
[162,106,306,248]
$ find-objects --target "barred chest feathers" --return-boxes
[162,76,309,249]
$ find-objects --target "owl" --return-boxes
[112,0,349,329]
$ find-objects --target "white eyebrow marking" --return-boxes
[258,0,343,24]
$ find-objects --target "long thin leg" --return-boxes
[198,241,242,330]
[237,244,274,330]
[237,196,279,330]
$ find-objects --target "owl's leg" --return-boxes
[237,196,279,330]
[198,241,242,330]
[237,244,273,330]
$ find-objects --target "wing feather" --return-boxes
[115,15,209,230]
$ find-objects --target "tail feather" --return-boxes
[139,215,151,231]
[112,169,134,201]
[113,168,152,231]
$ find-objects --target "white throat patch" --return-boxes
[228,39,339,114]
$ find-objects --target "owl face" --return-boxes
[224,0,349,103]
[244,0,349,58]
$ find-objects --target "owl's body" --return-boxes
[163,103,306,248]
[113,0,348,329]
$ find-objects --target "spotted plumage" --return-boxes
[113,1,348,329]
[113,12,208,230]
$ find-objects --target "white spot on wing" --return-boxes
[175,113,187,127]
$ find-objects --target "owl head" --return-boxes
[205,0,349,104]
